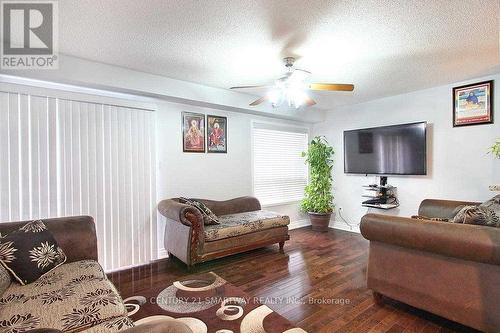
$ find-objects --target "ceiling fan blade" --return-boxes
[304,96,316,106]
[230,85,271,90]
[249,96,267,106]
[294,68,312,75]
[309,83,354,91]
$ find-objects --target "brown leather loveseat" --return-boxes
[361,199,500,332]
[158,196,290,267]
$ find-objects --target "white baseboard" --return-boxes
[329,219,360,233]
[158,247,168,259]
[289,219,310,230]
[290,217,360,234]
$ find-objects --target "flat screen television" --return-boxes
[344,122,427,175]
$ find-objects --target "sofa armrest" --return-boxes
[0,216,97,263]
[157,199,204,227]
[195,196,261,216]
[360,213,500,265]
[418,199,481,219]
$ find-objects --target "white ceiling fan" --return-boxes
[230,57,354,108]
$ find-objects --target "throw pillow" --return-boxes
[0,220,67,285]
[480,194,500,217]
[451,205,500,227]
[451,204,466,217]
[179,197,220,225]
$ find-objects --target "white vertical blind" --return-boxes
[252,123,308,206]
[0,89,156,271]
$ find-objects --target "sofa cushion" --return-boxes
[81,316,134,333]
[0,220,67,285]
[4,260,105,297]
[204,210,289,241]
[0,265,11,297]
[0,260,127,333]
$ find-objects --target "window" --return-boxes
[0,88,156,271]
[252,123,308,206]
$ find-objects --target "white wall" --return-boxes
[314,74,500,233]
[155,101,310,256]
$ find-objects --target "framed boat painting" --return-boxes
[207,115,227,153]
[182,112,205,153]
[453,80,494,127]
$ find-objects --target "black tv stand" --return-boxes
[361,176,399,209]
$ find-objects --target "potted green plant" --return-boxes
[301,136,334,232]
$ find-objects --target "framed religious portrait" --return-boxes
[453,80,494,127]
[182,112,205,153]
[207,115,227,153]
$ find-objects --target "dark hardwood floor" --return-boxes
[108,227,478,333]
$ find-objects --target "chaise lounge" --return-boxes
[158,196,290,267]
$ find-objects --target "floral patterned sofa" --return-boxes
[0,259,132,333]
[158,197,290,267]
[0,216,168,333]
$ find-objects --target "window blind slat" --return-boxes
[48,98,58,217]
[8,94,20,221]
[253,126,308,206]
[0,92,9,222]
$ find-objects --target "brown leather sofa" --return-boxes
[361,199,500,332]
[158,196,290,267]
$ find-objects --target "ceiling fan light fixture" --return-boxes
[267,89,282,108]
[287,88,307,108]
